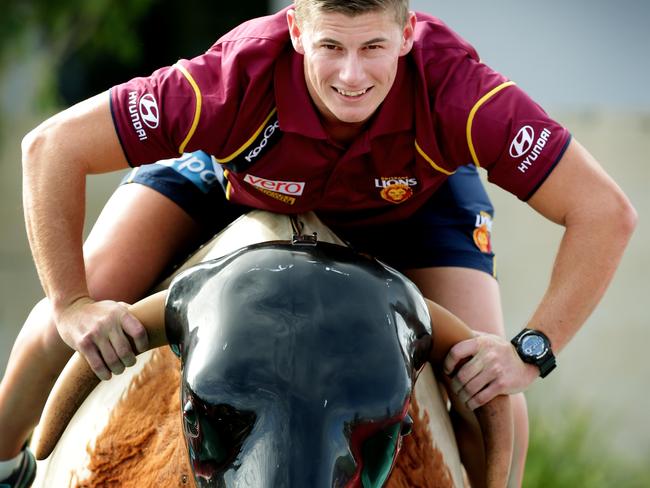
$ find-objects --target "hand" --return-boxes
[55,296,149,380]
[443,333,539,410]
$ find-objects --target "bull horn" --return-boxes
[32,291,169,460]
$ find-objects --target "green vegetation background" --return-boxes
[0,0,268,127]
[525,405,650,487]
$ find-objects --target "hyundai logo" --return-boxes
[509,125,535,158]
[139,94,160,129]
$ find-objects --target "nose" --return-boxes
[288,416,358,488]
[338,52,364,87]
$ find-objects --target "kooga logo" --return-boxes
[245,120,280,163]
[509,125,535,158]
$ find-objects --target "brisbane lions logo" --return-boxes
[375,176,418,204]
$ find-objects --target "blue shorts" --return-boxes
[121,153,496,276]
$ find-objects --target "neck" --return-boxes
[323,119,366,146]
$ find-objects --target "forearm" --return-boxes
[22,122,90,311]
[474,395,513,488]
[529,227,631,352]
[424,298,474,363]
[526,156,637,352]
[21,92,129,313]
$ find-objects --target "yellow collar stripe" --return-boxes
[415,140,456,176]
[223,169,232,200]
[215,108,278,164]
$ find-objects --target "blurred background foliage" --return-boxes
[525,405,650,487]
[0,0,267,113]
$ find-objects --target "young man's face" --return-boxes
[288,8,416,128]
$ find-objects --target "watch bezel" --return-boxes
[519,332,549,360]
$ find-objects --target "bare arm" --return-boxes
[22,92,148,379]
[444,138,638,407]
[523,138,637,350]
[426,299,513,488]
[22,92,129,305]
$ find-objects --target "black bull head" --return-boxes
[164,241,434,488]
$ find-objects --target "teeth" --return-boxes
[336,87,368,97]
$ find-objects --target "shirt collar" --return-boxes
[367,57,414,138]
[274,48,328,139]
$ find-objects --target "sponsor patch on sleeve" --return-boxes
[509,125,553,174]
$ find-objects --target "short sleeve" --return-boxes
[433,56,571,200]
[110,62,201,166]
[110,37,279,168]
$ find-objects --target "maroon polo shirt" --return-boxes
[110,7,570,227]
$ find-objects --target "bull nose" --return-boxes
[189,428,357,488]
[286,451,357,488]
[286,426,357,488]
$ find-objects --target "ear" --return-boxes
[286,9,305,55]
[399,11,417,56]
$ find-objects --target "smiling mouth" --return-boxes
[334,87,371,98]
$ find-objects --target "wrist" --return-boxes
[522,361,541,381]
[51,293,93,320]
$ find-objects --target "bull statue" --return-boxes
[29,211,512,487]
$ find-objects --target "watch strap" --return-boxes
[537,354,556,378]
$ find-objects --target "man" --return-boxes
[0,0,636,486]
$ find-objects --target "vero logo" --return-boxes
[244,174,305,196]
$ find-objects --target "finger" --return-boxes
[451,354,486,393]
[95,336,125,375]
[459,369,493,404]
[77,335,112,380]
[121,312,149,354]
[444,338,479,375]
[79,342,112,381]
[107,327,137,369]
[467,382,501,410]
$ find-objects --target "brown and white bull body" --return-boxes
[30,211,466,488]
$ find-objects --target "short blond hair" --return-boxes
[294,0,410,27]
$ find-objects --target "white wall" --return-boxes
[270,0,650,109]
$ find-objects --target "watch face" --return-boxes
[521,334,547,358]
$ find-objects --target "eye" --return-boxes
[170,343,182,357]
[183,399,199,438]
[401,414,414,436]
[322,43,340,50]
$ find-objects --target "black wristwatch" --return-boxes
[511,328,556,378]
